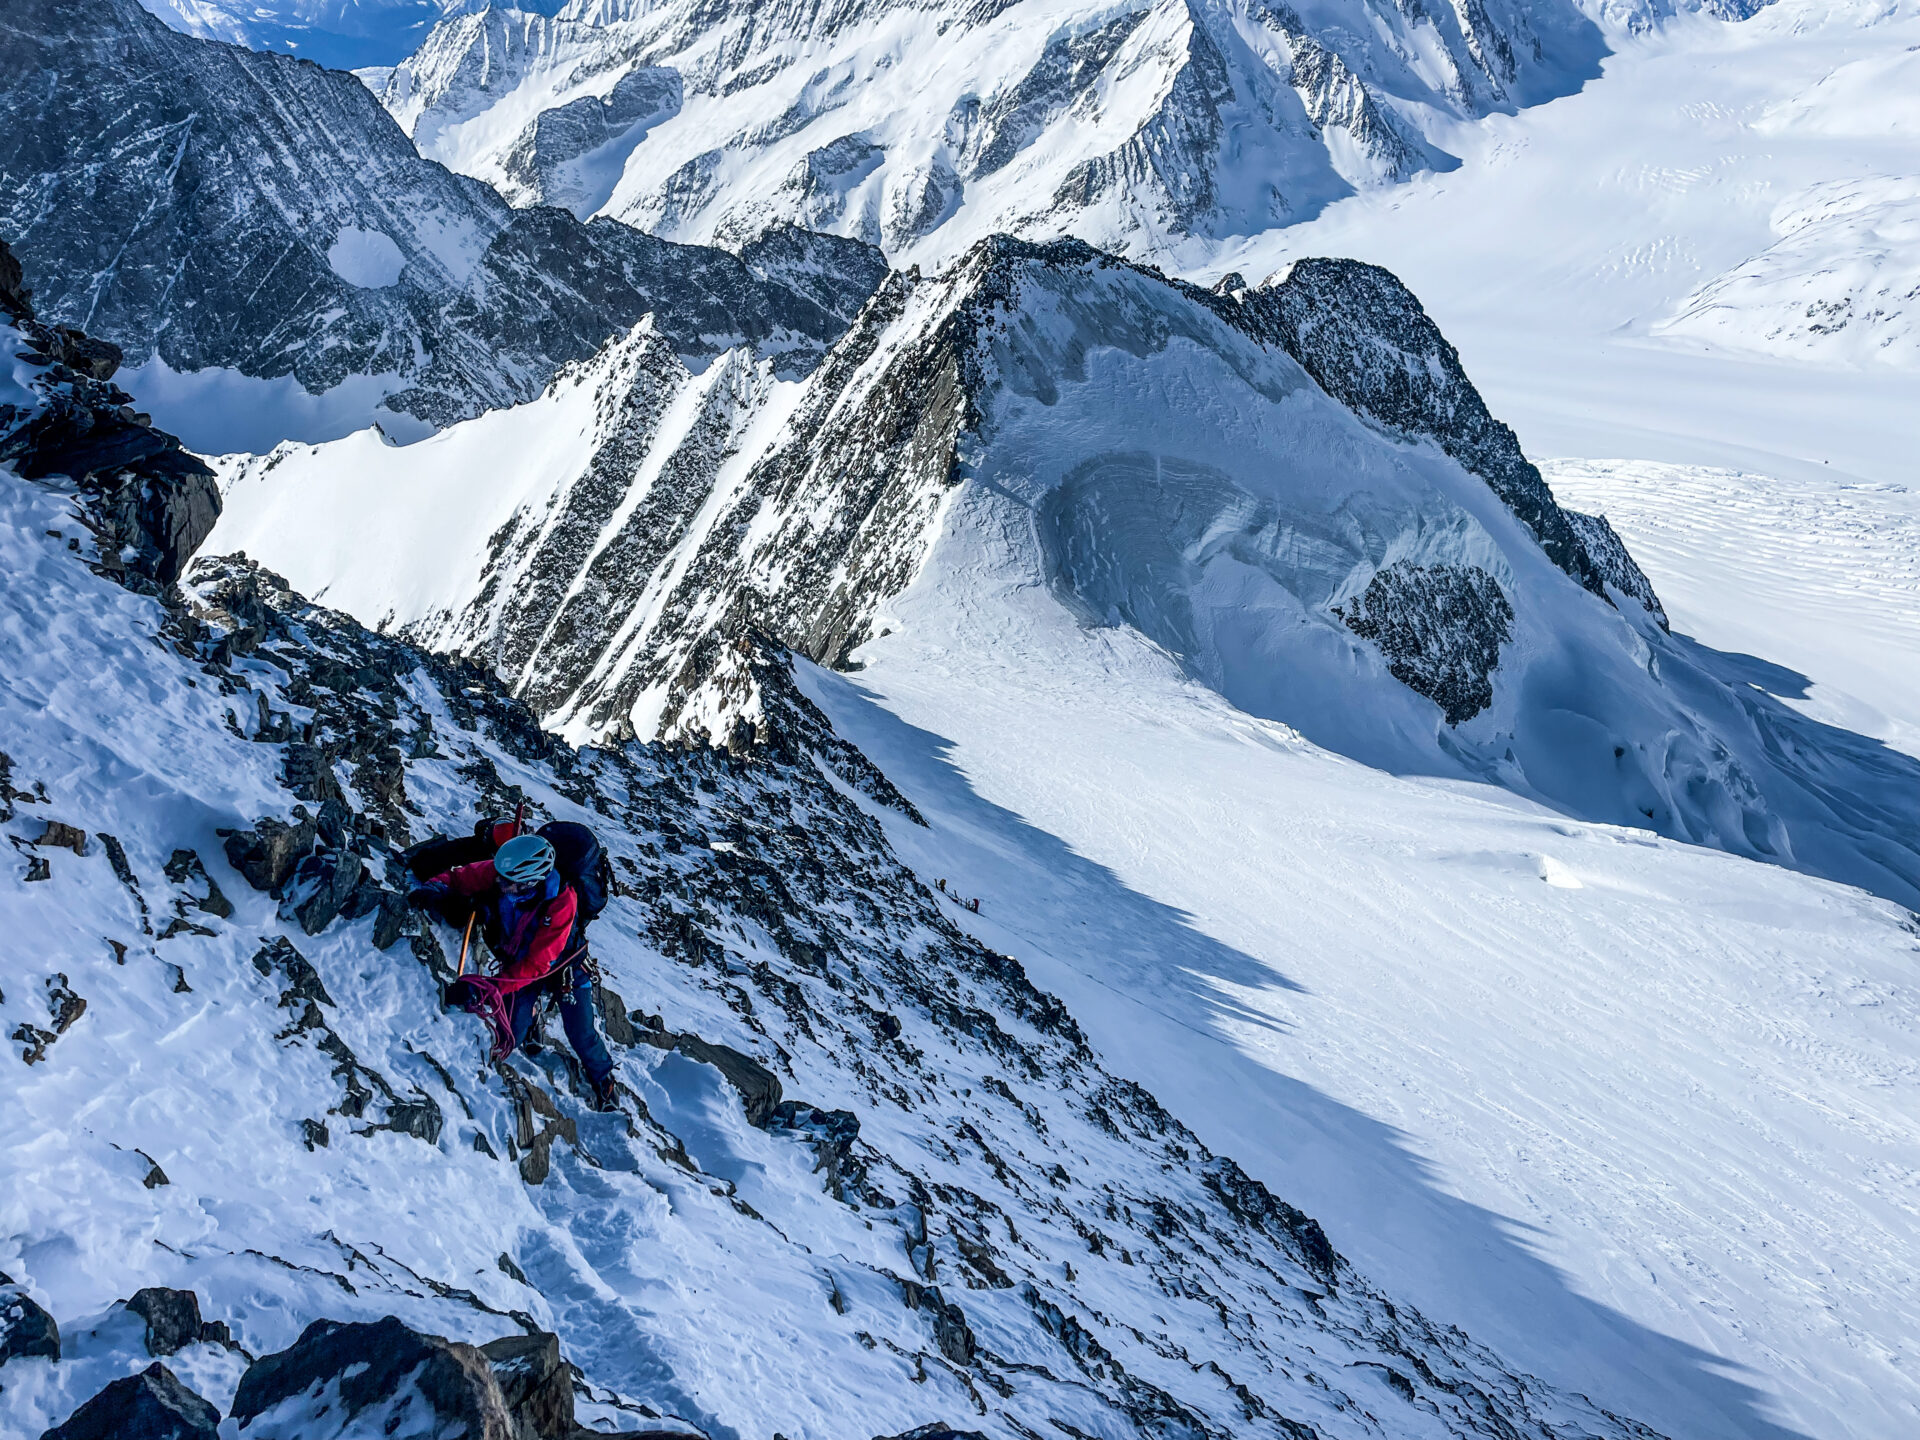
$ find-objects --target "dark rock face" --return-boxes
[1336,561,1516,725]
[40,1362,220,1440]
[902,1283,976,1367]
[0,1281,59,1364]
[1568,509,1669,630]
[223,816,318,894]
[163,849,232,920]
[737,223,892,330]
[125,1287,205,1356]
[957,14,1147,184]
[0,0,886,437]
[1241,257,1605,596]
[478,1331,575,1440]
[280,849,367,936]
[230,1316,515,1440]
[0,237,219,590]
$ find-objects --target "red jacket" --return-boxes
[434,859,578,986]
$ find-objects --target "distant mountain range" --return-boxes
[369,0,1610,263]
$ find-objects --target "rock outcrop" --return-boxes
[0,1277,60,1366]
[40,1363,220,1440]
[229,1316,516,1439]
[0,239,218,591]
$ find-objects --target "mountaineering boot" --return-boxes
[589,1074,620,1113]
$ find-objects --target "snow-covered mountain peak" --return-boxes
[0,0,888,450]
[373,0,1610,262]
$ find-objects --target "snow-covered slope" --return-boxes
[1654,174,1920,368]
[803,522,1920,1440]
[1220,0,1920,492]
[1,273,1686,1438]
[0,0,884,452]
[213,238,1920,916]
[371,0,1609,259]
[1548,457,1920,759]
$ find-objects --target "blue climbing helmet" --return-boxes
[494,834,556,891]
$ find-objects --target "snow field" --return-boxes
[811,522,1920,1440]
[1546,458,1920,760]
[1219,0,1920,490]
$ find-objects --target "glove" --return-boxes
[406,883,446,910]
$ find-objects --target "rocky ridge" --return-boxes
[220,232,1920,907]
[0,240,220,592]
[0,0,885,444]
[222,238,1660,743]
[1,311,1674,1435]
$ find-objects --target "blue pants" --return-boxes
[509,962,613,1086]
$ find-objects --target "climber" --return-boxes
[408,833,620,1111]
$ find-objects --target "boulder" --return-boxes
[0,1279,59,1364]
[672,1035,782,1127]
[369,888,412,950]
[125,1287,202,1356]
[223,815,317,893]
[479,1330,574,1440]
[343,878,411,951]
[163,850,232,919]
[279,849,365,935]
[50,325,123,382]
[40,1362,219,1440]
[383,1097,444,1144]
[35,820,87,855]
[230,1316,515,1440]
[594,984,635,1046]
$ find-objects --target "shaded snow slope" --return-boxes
[0,0,883,448]
[801,563,1920,1440]
[0,456,1678,1440]
[371,0,1607,260]
[213,238,1920,912]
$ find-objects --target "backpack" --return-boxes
[537,820,611,924]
